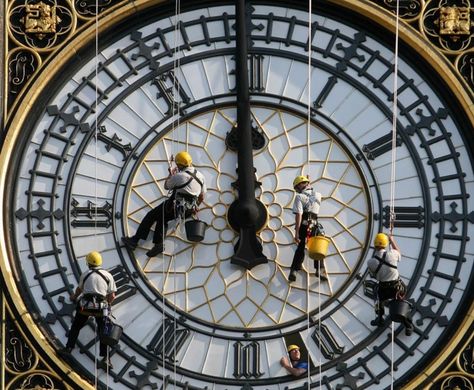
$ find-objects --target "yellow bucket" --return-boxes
[307,235,330,261]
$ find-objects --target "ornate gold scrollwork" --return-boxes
[457,51,474,89]
[374,0,423,21]
[74,0,115,20]
[6,48,41,109]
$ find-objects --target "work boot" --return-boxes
[97,357,113,370]
[405,322,414,336]
[370,317,384,327]
[314,269,328,281]
[146,243,164,257]
[59,346,73,355]
[288,270,297,282]
[122,236,138,250]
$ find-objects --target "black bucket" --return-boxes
[101,323,123,346]
[389,300,412,323]
[185,219,207,242]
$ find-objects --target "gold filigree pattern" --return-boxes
[7,48,41,108]
[371,0,422,20]
[11,372,66,390]
[74,0,117,20]
[457,51,474,90]
[460,341,474,374]
[5,319,35,373]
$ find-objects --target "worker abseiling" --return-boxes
[367,233,414,336]
[60,251,117,369]
[280,344,308,376]
[122,151,207,257]
[288,175,325,282]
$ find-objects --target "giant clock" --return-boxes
[1,0,473,389]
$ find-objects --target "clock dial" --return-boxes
[122,106,370,329]
[2,1,473,389]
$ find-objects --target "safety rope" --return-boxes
[306,2,315,388]
[93,0,101,387]
[389,2,401,389]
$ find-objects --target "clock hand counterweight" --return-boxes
[226,0,268,269]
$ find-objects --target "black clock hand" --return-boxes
[227,0,268,269]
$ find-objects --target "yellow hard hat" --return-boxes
[374,233,389,248]
[86,251,102,266]
[287,344,300,353]
[175,151,192,167]
[293,175,309,188]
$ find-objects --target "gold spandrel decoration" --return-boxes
[439,5,471,37]
[422,0,473,53]
[23,1,60,37]
[8,0,74,51]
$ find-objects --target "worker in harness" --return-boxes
[288,175,324,282]
[61,251,117,368]
[367,233,414,336]
[280,344,308,376]
[122,151,207,257]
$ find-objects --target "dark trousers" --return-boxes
[290,223,308,271]
[134,199,176,244]
[66,311,107,356]
[375,279,413,328]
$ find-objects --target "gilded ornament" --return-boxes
[439,6,471,39]
[23,2,60,39]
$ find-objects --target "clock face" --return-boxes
[2,1,473,389]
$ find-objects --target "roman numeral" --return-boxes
[151,71,191,115]
[311,323,344,360]
[97,125,135,160]
[249,54,264,91]
[313,75,338,109]
[382,205,424,228]
[359,132,402,160]
[233,340,263,378]
[70,198,113,228]
[108,266,137,305]
[147,318,190,362]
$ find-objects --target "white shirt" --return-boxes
[165,167,206,197]
[367,249,401,282]
[79,267,117,297]
[292,187,322,215]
